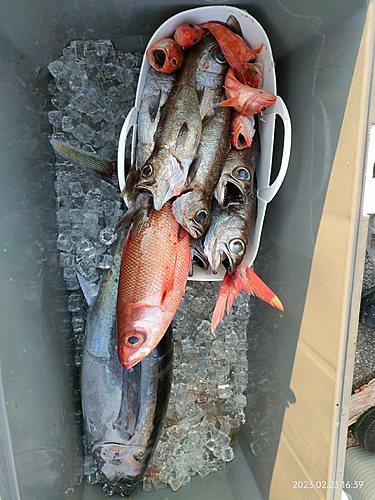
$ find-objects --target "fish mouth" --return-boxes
[221,246,236,274]
[191,248,209,271]
[223,180,245,207]
[153,49,166,70]
[92,443,146,491]
[188,220,204,239]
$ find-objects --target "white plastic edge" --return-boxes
[117,106,138,193]
[363,123,375,216]
[257,96,292,203]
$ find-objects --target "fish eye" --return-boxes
[213,48,226,64]
[172,58,178,66]
[124,332,145,348]
[195,210,208,223]
[141,164,153,178]
[235,167,250,181]
[189,23,195,28]
[260,106,267,112]
[229,239,245,255]
[192,38,197,44]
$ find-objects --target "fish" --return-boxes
[81,230,173,494]
[204,193,257,275]
[220,68,276,115]
[136,36,222,211]
[117,200,191,369]
[211,262,284,332]
[243,62,263,89]
[215,132,260,207]
[200,21,264,83]
[172,94,231,239]
[174,23,205,49]
[135,68,176,169]
[195,34,228,121]
[230,113,256,150]
[146,38,184,73]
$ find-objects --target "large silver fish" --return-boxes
[204,191,257,275]
[172,94,231,239]
[135,68,176,169]
[214,130,259,207]
[135,36,227,210]
[81,231,173,495]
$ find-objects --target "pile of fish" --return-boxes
[48,15,284,497]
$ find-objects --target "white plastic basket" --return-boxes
[118,5,292,281]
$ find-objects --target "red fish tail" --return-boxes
[211,264,284,332]
[244,267,284,311]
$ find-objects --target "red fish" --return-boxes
[146,38,184,73]
[243,62,263,89]
[211,263,284,333]
[231,113,255,149]
[174,23,204,49]
[117,201,191,369]
[220,68,276,115]
[200,21,263,83]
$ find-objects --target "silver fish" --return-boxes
[81,231,173,494]
[195,35,228,121]
[136,68,176,169]
[215,130,260,207]
[135,36,227,210]
[172,94,231,238]
[204,192,257,274]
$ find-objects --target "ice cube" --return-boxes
[96,40,115,58]
[48,110,63,126]
[48,59,65,78]
[67,293,83,312]
[57,231,74,252]
[99,227,117,246]
[59,252,75,268]
[72,123,95,143]
[97,254,113,269]
[69,180,84,198]
[75,239,96,261]
[62,115,75,132]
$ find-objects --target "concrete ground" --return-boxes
[347,252,375,447]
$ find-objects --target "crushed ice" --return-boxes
[49,39,250,493]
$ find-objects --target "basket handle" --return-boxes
[117,106,138,192]
[257,96,291,203]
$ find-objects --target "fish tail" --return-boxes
[242,267,284,310]
[211,264,284,332]
[49,138,117,183]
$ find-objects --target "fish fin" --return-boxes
[187,154,201,185]
[197,85,204,105]
[50,138,117,184]
[114,211,132,234]
[161,254,178,306]
[148,89,162,123]
[77,272,103,307]
[211,272,233,333]
[219,96,240,108]
[211,264,284,332]
[175,122,189,151]
[226,15,243,37]
[244,267,284,311]
[115,195,152,236]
